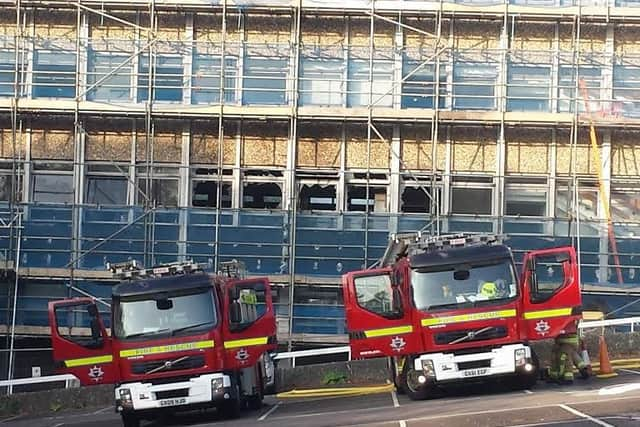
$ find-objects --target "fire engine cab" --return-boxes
[48,260,277,426]
[342,233,581,399]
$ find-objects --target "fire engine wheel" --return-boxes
[389,358,405,395]
[402,360,432,401]
[246,372,264,410]
[220,380,242,419]
[120,413,140,427]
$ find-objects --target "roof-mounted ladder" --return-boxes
[379,232,503,267]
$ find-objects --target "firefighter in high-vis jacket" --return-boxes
[547,321,592,384]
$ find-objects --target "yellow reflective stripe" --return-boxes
[224,337,269,349]
[363,325,413,338]
[524,307,573,320]
[120,340,214,358]
[422,309,517,327]
[64,354,113,368]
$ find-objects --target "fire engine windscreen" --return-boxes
[113,289,217,340]
[411,260,518,311]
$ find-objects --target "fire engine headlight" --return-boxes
[515,349,527,367]
[421,360,435,377]
[211,378,224,395]
[118,388,132,406]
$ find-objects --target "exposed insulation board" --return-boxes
[558,24,575,51]
[505,128,550,174]
[578,24,606,53]
[615,25,640,55]
[345,124,390,169]
[555,129,598,175]
[403,18,441,49]
[245,14,290,44]
[611,131,640,176]
[242,122,288,167]
[85,119,132,162]
[454,20,501,51]
[450,127,496,172]
[0,127,25,159]
[33,10,76,38]
[297,123,341,168]
[190,123,236,166]
[194,13,241,43]
[31,122,74,160]
[401,125,446,171]
[349,17,394,48]
[301,16,345,46]
[0,10,16,37]
[89,13,137,40]
[136,122,183,163]
[512,23,555,52]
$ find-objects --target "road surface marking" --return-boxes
[0,415,21,423]
[258,402,280,421]
[268,394,640,422]
[523,389,533,394]
[558,404,614,427]
[91,406,112,415]
[598,381,640,395]
[508,420,591,427]
[619,368,640,375]
[391,390,400,408]
[399,420,407,427]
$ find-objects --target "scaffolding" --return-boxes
[1,0,640,383]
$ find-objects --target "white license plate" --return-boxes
[159,397,187,407]
[463,368,489,377]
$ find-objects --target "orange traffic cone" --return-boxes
[597,335,617,378]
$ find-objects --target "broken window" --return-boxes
[401,186,440,214]
[347,185,387,212]
[192,181,232,208]
[136,167,179,207]
[242,182,282,209]
[298,184,337,211]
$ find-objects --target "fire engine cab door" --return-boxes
[223,278,277,370]
[520,246,582,341]
[343,269,421,359]
[48,298,118,386]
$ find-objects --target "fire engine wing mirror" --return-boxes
[229,286,241,301]
[230,301,242,324]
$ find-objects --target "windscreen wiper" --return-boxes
[171,321,215,336]
[125,328,171,339]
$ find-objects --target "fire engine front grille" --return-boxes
[434,326,508,345]
[155,389,189,400]
[131,354,205,375]
[457,359,491,371]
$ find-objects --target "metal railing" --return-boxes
[2,315,640,393]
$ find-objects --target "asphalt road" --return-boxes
[4,370,640,427]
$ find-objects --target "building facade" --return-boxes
[1,0,640,377]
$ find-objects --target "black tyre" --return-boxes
[389,357,405,395]
[121,413,140,427]
[401,357,432,401]
[246,372,264,410]
[220,380,242,419]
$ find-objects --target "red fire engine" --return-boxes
[48,260,277,427]
[342,233,581,400]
